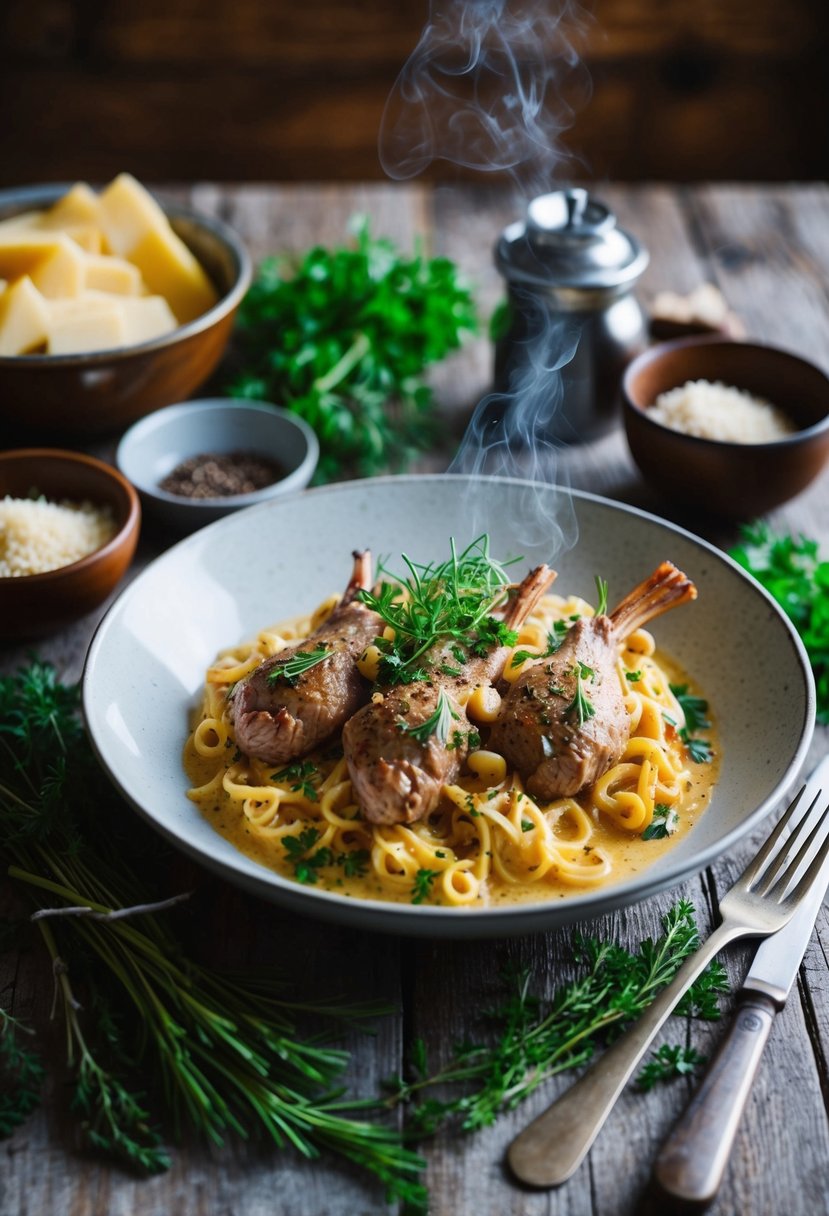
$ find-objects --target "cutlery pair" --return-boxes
[508,756,829,1202]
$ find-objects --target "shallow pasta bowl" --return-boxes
[82,475,815,938]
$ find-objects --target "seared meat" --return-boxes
[489,561,696,802]
[230,551,381,765]
[344,565,554,825]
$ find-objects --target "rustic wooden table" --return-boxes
[2,182,828,1216]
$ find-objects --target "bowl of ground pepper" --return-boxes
[116,398,319,532]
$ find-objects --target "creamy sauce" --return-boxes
[186,646,720,909]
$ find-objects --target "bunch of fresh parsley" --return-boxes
[730,523,829,722]
[229,218,477,482]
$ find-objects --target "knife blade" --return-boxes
[652,754,829,1208]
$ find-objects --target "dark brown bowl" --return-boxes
[622,338,829,518]
[0,449,141,638]
[0,184,252,437]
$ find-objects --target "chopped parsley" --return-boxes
[521,819,534,833]
[642,803,680,840]
[625,670,642,683]
[411,868,441,904]
[282,827,332,883]
[338,849,371,878]
[636,1044,706,1091]
[272,760,319,801]
[267,645,330,686]
[670,683,714,764]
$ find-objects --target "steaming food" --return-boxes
[185,542,717,907]
[490,562,696,802]
[344,564,553,825]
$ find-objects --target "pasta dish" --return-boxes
[185,542,717,908]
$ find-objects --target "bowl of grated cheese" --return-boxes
[622,337,829,517]
[0,449,140,638]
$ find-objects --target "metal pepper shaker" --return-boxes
[494,187,649,441]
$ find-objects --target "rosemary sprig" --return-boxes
[402,691,459,746]
[0,1006,45,1137]
[267,645,330,686]
[564,662,596,726]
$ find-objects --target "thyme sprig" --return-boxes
[359,536,521,685]
[267,645,330,686]
[386,900,727,1133]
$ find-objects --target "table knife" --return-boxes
[652,754,829,1208]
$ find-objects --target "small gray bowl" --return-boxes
[116,399,319,531]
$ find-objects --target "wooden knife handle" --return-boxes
[652,992,778,1207]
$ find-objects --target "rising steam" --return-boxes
[379,0,589,197]
[380,0,591,564]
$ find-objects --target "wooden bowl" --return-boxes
[0,184,252,438]
[0,449,141,638]
[622,338,829,518]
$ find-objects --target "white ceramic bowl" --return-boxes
[116,398,319,531]
[83,476,815,938]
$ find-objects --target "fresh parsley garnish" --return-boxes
[266,645,330,686]
[511,620,570,669]
[626,670,642,683]
[642,803,679,840]
[669,683,713,764]
[272,760,319,801]
[411,868,441,905]
[520,819,534,833]
[403,691,459,746]
[338,849,371,878]
[283,827,333,884]
[730,523,829,723]
[229,218,477,482]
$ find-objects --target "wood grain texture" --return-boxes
[0,0,826,184]
[2,182,829,1216]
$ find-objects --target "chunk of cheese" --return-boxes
[28,237,86,299]
[0,233,75,282]
[48,303,127,355]
[83,253,142,295]
[0,210,43,235]
[128,228,217,324]
[62,225,103,254]
[42,183,103,231]
[118,295,177,344]
[0,276,49,355]
[98,173,217,323]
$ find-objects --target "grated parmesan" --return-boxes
[649,379,795,443]
[0,496,116,577]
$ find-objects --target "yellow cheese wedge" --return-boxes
[0,276,49,356]
[63,225,103,254]
[128,228,217,324]
[83,253,143,295]
[28,237,86,299]
[119,295,178,344]
[0,210,43,235]
[0,233,74,282]
[43,183,102,230]
[98,173,217,323]
[47,304,127,355]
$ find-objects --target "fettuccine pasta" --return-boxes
[185,589,718,907]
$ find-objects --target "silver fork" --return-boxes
[507,780,829,1188]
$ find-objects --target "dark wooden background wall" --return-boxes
[1,0,826,187]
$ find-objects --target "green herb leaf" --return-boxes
[266,645,330,686]
[272,760,319,801]
[403,691,459,746]
[565,662,596,726]
[229,218,477,482]
[411,868,441,905]
[595,576,608,617]
[636,1043,707,1091]
[642,804,679,840]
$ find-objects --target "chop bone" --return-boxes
[230,549,382,765]
[343,563,555,826]
[488,560,697,803]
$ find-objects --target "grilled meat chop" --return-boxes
[489,561,697,802]
[230,550,381,765]
[344,564,554,826]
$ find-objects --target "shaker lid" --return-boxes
[496,187,649,292]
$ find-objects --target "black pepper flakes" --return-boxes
[159,451,284,499]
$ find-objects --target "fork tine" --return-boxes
[753,788,823,895]
[774,800,829,906]
[738,784,807,889]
